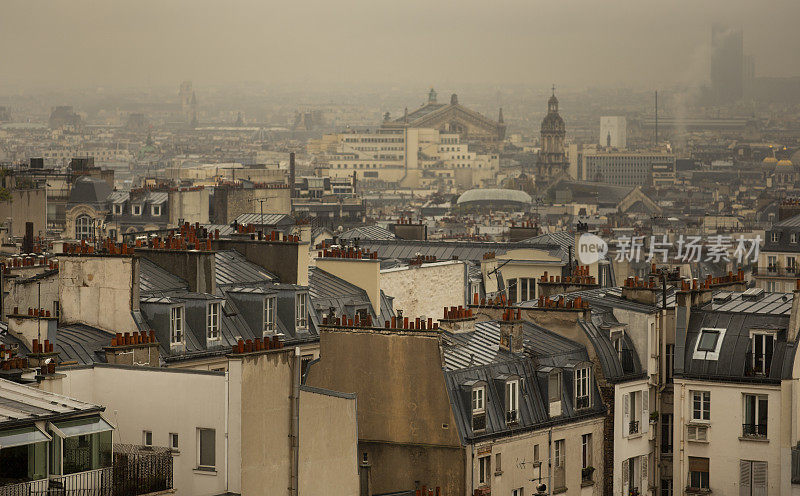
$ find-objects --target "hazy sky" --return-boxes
[2,0,799,90]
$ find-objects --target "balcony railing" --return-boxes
[753,266,800,277]
[629,420,640,435]
[0,444,172,496]
[505,410,518,424]
[576,395,590,409]
[742,423,767,438]
[744,352,772,377]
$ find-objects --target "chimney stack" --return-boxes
[498,309,524,353]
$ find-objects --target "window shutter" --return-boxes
[623,393,630,438]
[739,460,752,496]
[642,388,649,433]
[753,461,767,496]
[622,460,630,494]
[641,454,648,491]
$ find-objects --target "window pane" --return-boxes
[199,429,215,467]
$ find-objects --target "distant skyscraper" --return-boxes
[710,24,744,104]
[599,116,626,149]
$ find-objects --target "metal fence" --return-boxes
[0,444,172,496]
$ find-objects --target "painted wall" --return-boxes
[0,188,47,237]
[380,261,466,320]
[58,256,139,333]
[299,387,359,496]
[59,365,228,496]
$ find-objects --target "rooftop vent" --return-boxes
[712,292,732,303]
[742,288,765,301]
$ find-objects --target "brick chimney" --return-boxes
[104,330,160,367]
[499,308,524,353]
[437,306,476,334]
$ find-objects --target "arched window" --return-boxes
[76,215,92,240]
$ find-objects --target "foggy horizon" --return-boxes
[2,0,800,92]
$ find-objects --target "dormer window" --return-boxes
[697,329,720,352]
[206,302,220,341]
[505,380,519,423]
[151,205,161,217]
[575,366,592,409]
[548,370,562,417]
[133,204,142,216]
[170,306,184,345]
[472,386,485,413]
[792,233,798,243]
[295,293,308,329]
[263,296,276,334]
[113,203,122,215]
[771,232,779,243]
[750,331,775,376]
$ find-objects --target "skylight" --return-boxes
[697,329,720,352]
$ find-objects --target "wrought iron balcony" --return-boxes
[629,420,640,435]
[742,423,767,438]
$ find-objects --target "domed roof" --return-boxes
[456,188,532,205]
[541,111,565,131]
[763,156,778,164]
[548,94,559,107]
[777,159,793,167]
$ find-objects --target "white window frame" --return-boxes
[143,430,153,447]
[263,296,276,334]
[206,302,220,341]
[472,386,485,413]
[132,204,142,216]
[575,366,591,408]
[197,428,216,470]
[170,305,184,345]
[76,215,92,240]
[113,203,122,215]
[151,204,162,217]
[478,455,490,485]
[581,433,592,469]
[750,331,775,375]
[743,393,768,438]
[554,439,565,468]
[691,390,710,422]
[295,292,308,329]
[770,232,779,243]
[506,379,519,421]
[792,233,798,243]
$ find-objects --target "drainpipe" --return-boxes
[548,428,552,496]
[291,347,301,496]
[224,369,229,492]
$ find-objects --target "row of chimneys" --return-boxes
[110,331,157,347]
[317,247,378,260]
[501,308,522,321]
[15,307,52,317]
[2,256,57,271]
[414,486,441,496]
[540,268,596,285]
[473,292,512,307]
[396,216,422,225]
[443,306,473,320]
[410,254,436,265]
[231,336,283,354]
[129,185,204,194]
[537,295,589,309]
[31,339,55,354]
[510,220,538,228]
[387,316,438,330]
[669,271,746,292]
[324,314,374,327]
[483,252,496,260]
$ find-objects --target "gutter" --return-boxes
[290,347,300,496]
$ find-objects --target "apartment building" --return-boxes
[755,213,800,292]
[306,311,606,496]
[580,148,676,188]
[317,127,499,188]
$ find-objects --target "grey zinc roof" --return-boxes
[214,250,277,288]
[55,324,114,365]
[578,312,643,382]
[441,320,588,371]
[699,291,793,315]
[339,225,396,241]
[520,230,574,253]
[518,286,676,312]
[456,188,532,205]
[0,378,103,428]
[234,213,294,226]
[68,177,112,205]
[682,308,796,382]
[145,192,168,204]
[139,258,189,294]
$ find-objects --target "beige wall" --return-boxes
[315,258,381,315]
[58,256,139,333]
[299,387,359,496]
[306,328,464,495]
[168,189,209,226]
[4,272,59,322]
[0,188,47,237]
[471,416,605,496]
[59,365,228,496]
[673,379,783,495]
[380,261,466,320]
[228,349,295,496]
